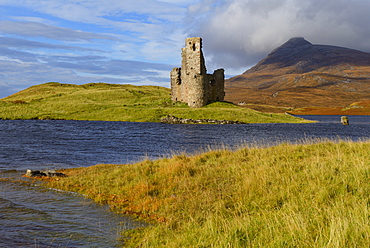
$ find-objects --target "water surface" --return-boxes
[1,116,370,247]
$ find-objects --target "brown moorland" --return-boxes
[225,37,370,114]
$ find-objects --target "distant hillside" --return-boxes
[290,100,370,115]
[0,82,309,123]
[225,37,370,114]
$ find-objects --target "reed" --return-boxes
[48,139,370,247]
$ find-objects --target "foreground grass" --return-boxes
[48,140,370,247]
[0,82,309,123]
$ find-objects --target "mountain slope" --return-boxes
[225,37,370,113]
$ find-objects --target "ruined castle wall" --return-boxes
[202,69,225,104]
[187,74,207,108]
[180,37,205,107]
[171,37,225,108]
[211,69,225,102]
[170,67,182,102]
[182,38,206,76]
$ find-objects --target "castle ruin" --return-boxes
[171,37,225,108]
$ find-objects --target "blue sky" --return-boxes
[1,0,370,98]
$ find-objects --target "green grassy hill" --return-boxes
[0,82,309,123]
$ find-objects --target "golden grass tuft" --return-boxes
[48,139,370,247]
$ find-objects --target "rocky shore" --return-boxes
[160,115,246,124]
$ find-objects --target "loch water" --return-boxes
[1,115,370,247]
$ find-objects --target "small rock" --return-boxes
[341,116,349,125]
[25,169,66,178]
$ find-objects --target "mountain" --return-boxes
[225,37,370,114]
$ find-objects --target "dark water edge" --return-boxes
[0,171,145,247]
[294,115,370,124]
[1,116,370,247]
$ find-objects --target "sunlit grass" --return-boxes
[48,139,370,247]
[0,82,310,123]
[289,100,370,115]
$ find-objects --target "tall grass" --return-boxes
[48,139,370,247]
[0,82,310,123]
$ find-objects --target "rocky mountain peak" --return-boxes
[246,38,311,73]
[261,37,313,66]
[248,37,370,73]
[267,37,312,56]
[279,37,312,49]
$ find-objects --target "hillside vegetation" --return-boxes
[48,140,370,247]
[290,100,370,115]
[226,37,370,114]
[0,82,309,123]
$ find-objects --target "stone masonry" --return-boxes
[171,37,225,108]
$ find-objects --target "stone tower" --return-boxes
[171,37,225,108]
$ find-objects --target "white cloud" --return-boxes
[10,16,58,25]
[0,0,191,98]
[186,0,370,72]
[0,1,190,64]
[0,21,120,41]
[0,57,172,98]
[0,37,104,52]
[1,0,186,31]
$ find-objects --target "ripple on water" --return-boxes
[0,171,145,247]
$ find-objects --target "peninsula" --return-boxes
[0,82,309,123]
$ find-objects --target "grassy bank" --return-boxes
[47,140,370,247]
[0,82,309,123]
[289,100,370,115]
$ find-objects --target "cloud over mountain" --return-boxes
[187,0,370,72]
